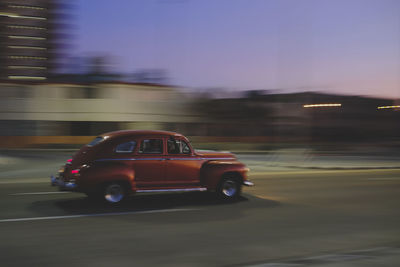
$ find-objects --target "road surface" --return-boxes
[0,166,399,266]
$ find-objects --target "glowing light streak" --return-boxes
[377,105,400,110]
[8,25,47,30]
[8,66,47,70]
[0,13,46,20]
[8,76,47,80]
[8,56,47,60]
[8,46,46,50]
[303,104,342,108]
[8,35,46,40]
[8,5,46,10]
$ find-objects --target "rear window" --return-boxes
[87,136,104,147]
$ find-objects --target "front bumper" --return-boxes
[51,175,77,191]
[243,180,254,186]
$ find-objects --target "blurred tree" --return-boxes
[131,69,168,84]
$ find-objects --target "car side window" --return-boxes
[115,141,136,153]
[139,139,163,154]
[167,139,191,154]
[181,141,191,154]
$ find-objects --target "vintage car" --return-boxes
[51,130,253,203]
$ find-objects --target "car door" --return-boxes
[132,138,166,189]
[164,138,203,187]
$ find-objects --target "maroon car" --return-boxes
[51,130,253,203]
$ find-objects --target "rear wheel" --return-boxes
[217,176,241,200]
[103,183,127,203]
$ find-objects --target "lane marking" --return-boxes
[0,179,47,184]
[248,264,302,267]
[245,247,398,267]
[366,177,400,181]
[306,254,371,261]
[0,208,200,223]
[250,168,400,177]
[10,191,71,196]
[254,195,287,201]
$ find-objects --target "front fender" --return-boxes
[200,160,249,191]
[78,161,135,192]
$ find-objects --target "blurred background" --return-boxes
[2,2,400,266]
[0,0,399,153]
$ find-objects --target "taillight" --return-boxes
[70,165,88,176]
[67,159,72,163]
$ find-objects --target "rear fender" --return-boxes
[200,161,248,191]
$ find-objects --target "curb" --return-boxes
[0,148,78,152]
[285,165,400,170]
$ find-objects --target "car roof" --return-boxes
[100,130,184,140]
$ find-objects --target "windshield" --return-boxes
[87,136,104,147]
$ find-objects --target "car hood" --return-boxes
[195,150,236,159]
[70,145,98,167]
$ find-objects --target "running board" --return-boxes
[136,187,207,193]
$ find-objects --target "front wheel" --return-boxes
[217,176,241,200]
[103,183,126,203]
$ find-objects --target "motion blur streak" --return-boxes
[0,0,400,265]
[0,208,200,223]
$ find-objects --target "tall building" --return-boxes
[0,0,58,81]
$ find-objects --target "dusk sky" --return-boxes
[72,0,400,99]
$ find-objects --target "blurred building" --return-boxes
[0,0,59,81]
[0,79,398,148]
[198,91,399,144]
[0,81,199,145]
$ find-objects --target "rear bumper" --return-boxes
[243,180,254,187]
[51,175,77,191]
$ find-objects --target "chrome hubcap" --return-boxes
[222,180,237,197]
[105,184,124,203]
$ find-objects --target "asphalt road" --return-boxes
[0,168,399,266]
